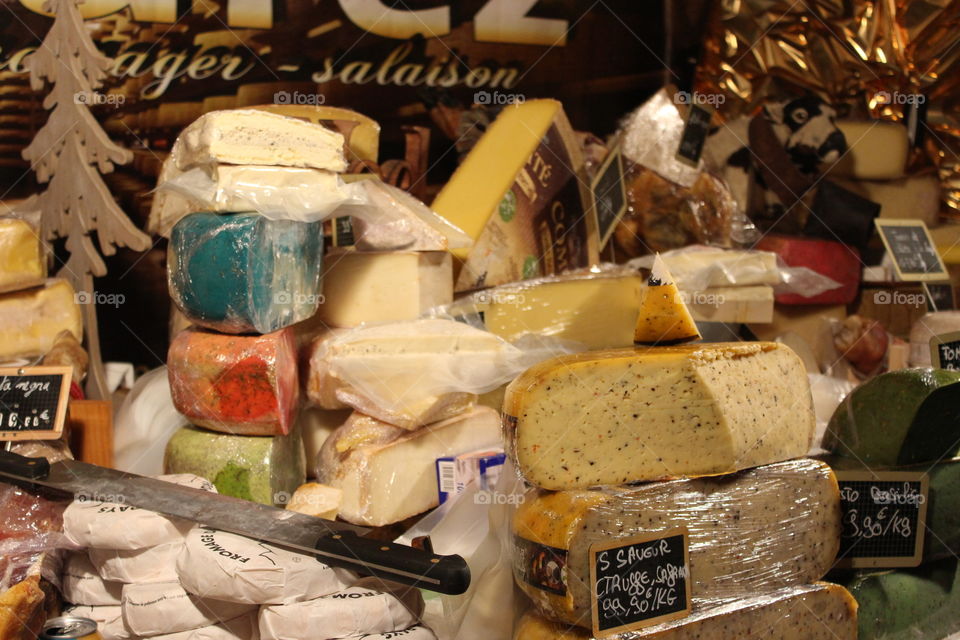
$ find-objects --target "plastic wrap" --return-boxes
[513,583,857,639]
[114,366,188,477]
[121,581,256,636]
[504,342,816,490]
[832,315,889,376]
[825,368,960,466]
[305,319,574,430]
[620,89,704,188]
[0,217,45,292]
[511,459,840,629]
[167,327,299,436]
[163,425,305,506]
[755,235,860,305]
[0,483,69,592]
[316,407,501,526]
[807,373,856,454]
[168,212,323,334]
[0,278,82,361]
[909,311,960,367]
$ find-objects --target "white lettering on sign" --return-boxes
[337,0,451,39]
[475,0,569,46]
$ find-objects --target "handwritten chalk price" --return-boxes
[0,366,72,441]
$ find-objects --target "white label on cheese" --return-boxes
[62,552,123,606]
[121,581,257,636]
[88,542,183,583]
[63,605,133,640]
[177,527,353,605]
[258,586,420,640]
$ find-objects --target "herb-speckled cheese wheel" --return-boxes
[513,583,858,639]
[512,459,841,628]
[504,342,815,489]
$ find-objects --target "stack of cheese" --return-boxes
[58,475,433,640]
[161,109,352,505]
[507,257,856,638]
[0,217,82,363]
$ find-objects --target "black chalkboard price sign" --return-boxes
[0,366,72,441]
[875,219,948,282]
[591,141,627,250]
[676,104,712,167]
[589,528,691,636]
[835,471,928,568]
[931,331,960,371]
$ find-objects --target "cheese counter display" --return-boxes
[4,19,960,634]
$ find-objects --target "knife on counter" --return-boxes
[0,449,470,595]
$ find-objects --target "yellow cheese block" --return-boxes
[634,254,701,345]
[0,218,44,293]
[448,272,643,349]
[832,120,908,180]
[0,279,82,360]
[513,583,857,639]
[504,342,815,489]
[251,105,380,163]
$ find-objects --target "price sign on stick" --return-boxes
[0,366,72,441]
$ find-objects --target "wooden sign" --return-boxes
[875,220,948,282]
[835,471,928,568]
[589,528,691,636]
[0,366,72,440]
[930,330,960,371]
[592,139,628,250]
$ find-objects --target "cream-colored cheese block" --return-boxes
[447,272,643,349]
[659,249,780,289]
[512,459,841,628]
[505,342,815,489]
[684,285,774,324]
[299,407,352,468]
[0,218,44,293]
[0,279,82,360]
[909,311,960,367]
[833,120,909,179]
[61,553,123,606]
[286,482,341,520]
[121,581,256,636]
[317,407,502,526]
[175,109,346,171]
[250,104,380,164]
[513,583,857,639]
[834,173,941,226]
[317,250,453,328]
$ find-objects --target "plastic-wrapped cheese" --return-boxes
[512,459,841,628]
[909,312,960,367]
[176,526,351,605]
[0,278,82,360]
[121,581,256,636]
[317,407,502,526]
[61,553,123,606]
[163,425,305,506]
[168,327,299,436]
[505,342,815,490]
[513,583,858,639]
[825,368,960,466]
[168,212,323,334]
[88,542,182,584]
[0,218,44,292]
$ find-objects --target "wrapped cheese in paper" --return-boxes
[63,493,188,550]
[88,542,183,584]
[61,553,123,606]
[137,611,260,640]
[122,581,257,637]
[511,459,841,628]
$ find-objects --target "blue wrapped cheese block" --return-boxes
[169,212,323,334]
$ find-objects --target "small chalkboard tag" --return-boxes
[835,471,928,568]
[875,219,948,282]
[591,140,627,250]
[930,330,960,371]
[924,282,956,312]
[0,366,72,441]
[676,104,712,167]
[589,528,691,637]
[332,216,356,247]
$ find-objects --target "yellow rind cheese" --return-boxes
[0,279,82,360]
[0,219,44,293]
[635,254,700,345]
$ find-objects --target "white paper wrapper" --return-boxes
[64,605,133,640]
[62,552,123,606]
[122,581,257,636]
[146,610,261,640]
[258,584,421,640]
[342,625,437,640]
[177,527,352,605]
[89,542,183,583]
[62,473,213,550]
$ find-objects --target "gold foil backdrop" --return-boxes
[694,0,960,216]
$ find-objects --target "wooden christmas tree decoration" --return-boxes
[22,0,151,399]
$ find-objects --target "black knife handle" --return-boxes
[0,449,50,480]
[315,531,471,595]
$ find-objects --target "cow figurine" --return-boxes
[703,95,847,228]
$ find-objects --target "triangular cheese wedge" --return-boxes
[634,253,702,345]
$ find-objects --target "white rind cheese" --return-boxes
[505,342,815,489]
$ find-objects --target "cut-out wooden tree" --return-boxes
[22,0,151,399]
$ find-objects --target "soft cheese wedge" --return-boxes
[504,341,815,489]
[512,459,841,628]
[513,583,857,639]
[317,407,501,526]
[175,109,347,171]
[634,254,701,345]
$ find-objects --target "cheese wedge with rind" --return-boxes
[505,342,815,489]
[634,254,701,345]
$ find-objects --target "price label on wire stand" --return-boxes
[0,366,72,441]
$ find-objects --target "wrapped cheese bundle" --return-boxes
[140,611,259,640]
[167,327,298,436]
[825,368,960,466]
[0,217,44,292]
[61,553,123,606]
[122,581,256,636]
[505,342,815,490]
[513,583,857,639]
[317,408,502,526]
[169,212,323,334]
[512,459,841,628]
[88,542,182,583]
[62,497,189,550]
[0,278,82,360]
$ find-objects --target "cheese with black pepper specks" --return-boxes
[634,253,701,345]
[512,583,858,639]
[511,459,841,628]
[504,341,815,489]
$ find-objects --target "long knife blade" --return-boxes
[0,451,470,595]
